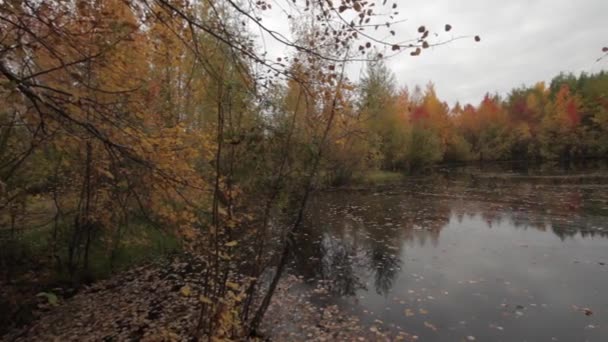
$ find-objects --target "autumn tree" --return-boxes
[359,58,407,170]
[1,0,480,338]
[539,84,585,160]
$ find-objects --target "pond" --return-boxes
[290,165,608,341]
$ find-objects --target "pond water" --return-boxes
[290,166,608,341]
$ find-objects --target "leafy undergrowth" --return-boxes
[0,221,180,336]
[2,255,205,341]
[1,254,416,341]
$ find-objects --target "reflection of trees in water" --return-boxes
[366,237,401,296]
[293,199,407,296]
[436,176,608,239]
[315,218,404,296]
[292,178,608,295]
[445,159,608,177]
[295,193,430,296]
[292,216,369,297]
[291,218,326,281]
[318,233,366,296]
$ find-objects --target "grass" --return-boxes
[1,214,181,334]
[3,218,181,284]
[1,194,181,284]
[84,223,180,280]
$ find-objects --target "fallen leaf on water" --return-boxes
[489,324,504,331]
[572,305,593,316]
[419,308,429,315]
[404,308,415,317]
[424,321,437,331]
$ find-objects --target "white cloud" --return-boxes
[254,0,608,105]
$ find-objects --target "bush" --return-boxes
[407,127,442,172]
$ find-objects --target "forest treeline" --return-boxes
[1,0,606,339]
[353,64,608,179]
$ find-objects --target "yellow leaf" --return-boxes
[199,295,212,304]
[226,282,239,290]
[225,240,238,247]
[180,285,192,297]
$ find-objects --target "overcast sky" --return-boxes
[255,0,608,106]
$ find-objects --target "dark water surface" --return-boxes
[291,168,608,341]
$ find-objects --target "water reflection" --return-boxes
[291,174,608,340]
